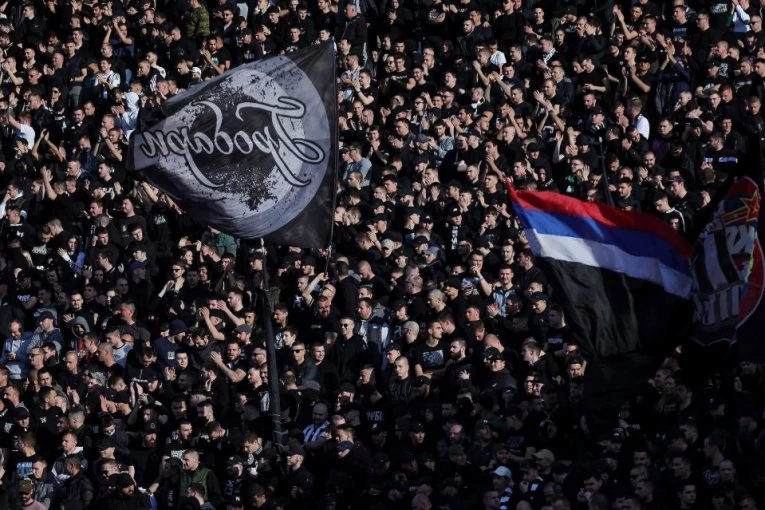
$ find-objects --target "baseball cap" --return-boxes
[339,382,356,393]
[191,66,202,75]
[287,444,305,457]
[381,239,395,250]
[424,246,439,257]
[14,406,30,419]
[235,324,252,334]
[483,347,501,359]
[144,421,159,433]
[493,466,512,479]
[533,449,556,463]
[530,292,549,302]
[667,175,685,183]
[38,311,56,322]
[410,420,426,432]
[115,473,135,488]
[413,235,429,246]
[227,455,245,466]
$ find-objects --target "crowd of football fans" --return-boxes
[0,0,764,508]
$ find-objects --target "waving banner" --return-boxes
[129,43,337,247]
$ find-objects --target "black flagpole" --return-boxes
[259,238,283,446]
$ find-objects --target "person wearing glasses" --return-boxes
[327,316,368,383]
[288,340,318,387]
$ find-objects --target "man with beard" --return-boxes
[441,338,472,400]
[131,421,163,488]
[165,420,195,461]
[306,295,341,345]
[100,472,151,508]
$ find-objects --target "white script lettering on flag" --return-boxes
[131,55,331,238]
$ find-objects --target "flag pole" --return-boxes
[259,238,283,446]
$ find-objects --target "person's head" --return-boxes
[64,454,83,475]
[394,356,410,379]
[182,449,201,471]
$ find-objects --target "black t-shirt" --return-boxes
[412,341,447,373]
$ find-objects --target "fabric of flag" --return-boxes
[689,167,764,360]
[508,185,694,432]
[128,43,337,248]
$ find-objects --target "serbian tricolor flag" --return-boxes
[508,185,694,430]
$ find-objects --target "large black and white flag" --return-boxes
[128,43,337,248]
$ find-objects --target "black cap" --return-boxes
[449,207,461,217]
[38,311,56,322]
[529,292,549,302]
[116,473,134,489]
[484,347,501,359]
[287,444,305,457]
[339,382,356,393]
[410,420,426,432]
[413,235,429,246]
[14,406,30,419]
[391,300,407,311]
[227,455,245,466]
